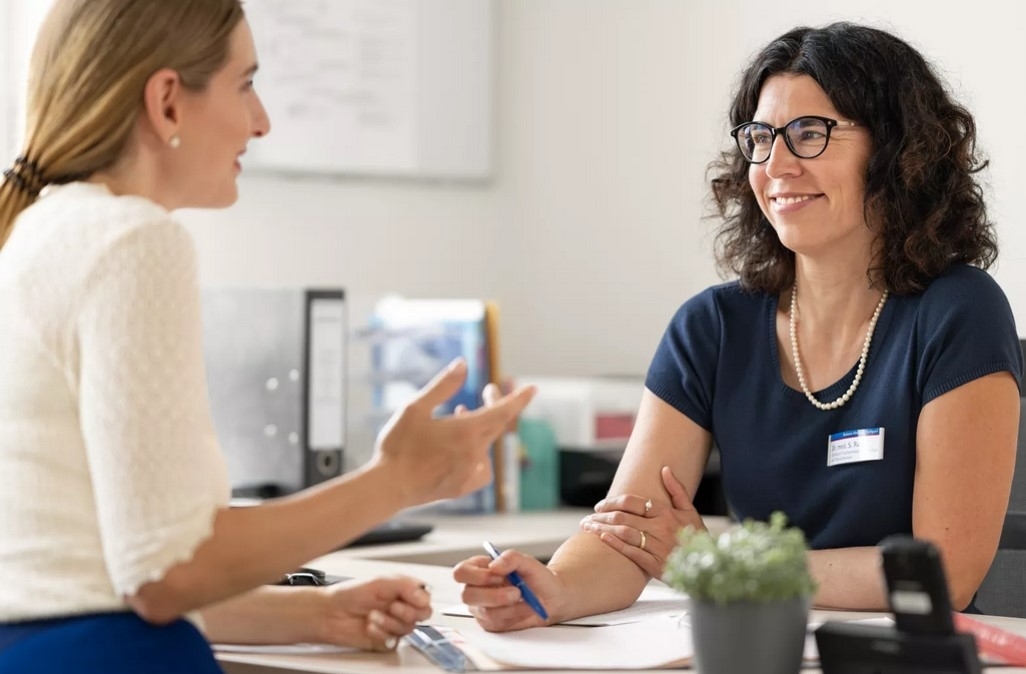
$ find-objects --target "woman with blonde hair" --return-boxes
[0,1,534,671]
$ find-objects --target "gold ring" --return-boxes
[644,499,653,515]
[639,530,648,551]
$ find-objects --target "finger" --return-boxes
[484,548,542,577]
[388,598,432,624]
[368,609,412,638]
[453,556,508,586]
[386,598,430,624]
[366,620,400,652]
[473,604,544,632]
[583,511,644,528]
[594,494,652,517]
[582,521,662,547]
[482,383,501,406]
[396,581,432,608]
[462,585,524,609]
[597,532,662,578]
[465,385,536,434]
[411,359,468,410]
[661,466,695,512]
[455,404,468,415]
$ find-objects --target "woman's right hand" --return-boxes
[372,359,536,507]
[453,548,564,632]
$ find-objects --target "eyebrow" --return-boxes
[242,63,259,78]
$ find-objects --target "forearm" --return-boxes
[200,586,326,645]
[130,462,407,622]
[547,532,651,622]
[808,547,887,610]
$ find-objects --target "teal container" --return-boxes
[518,418,560,510]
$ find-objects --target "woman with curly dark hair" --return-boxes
[454,23,1022,628]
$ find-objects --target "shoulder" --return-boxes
[16,182,194,272]
[668,280,766,325]
[26,182,170,229]
[917,264,1012,316]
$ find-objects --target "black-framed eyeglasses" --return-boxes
[730,115,859,164]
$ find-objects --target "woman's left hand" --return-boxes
[317,575,432,651]
[580,466,706,578]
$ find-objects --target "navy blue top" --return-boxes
[646,265,1023,550]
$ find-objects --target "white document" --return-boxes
[442,582,689,626]
[457,617,692,670]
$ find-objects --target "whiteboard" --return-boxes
[245,0,494,180]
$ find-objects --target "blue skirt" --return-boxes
[0,612,223,673]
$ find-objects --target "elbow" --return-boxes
[946,563,989,612]
[949,578,980,613]
[125,582,188,626]
[950,588,975,613]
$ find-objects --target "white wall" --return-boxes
[3,0,1026,383]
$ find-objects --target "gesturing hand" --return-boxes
[373,359,535,507]
[318,576,432,651]
[580,466,706,578]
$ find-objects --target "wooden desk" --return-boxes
[217,512,1026,673]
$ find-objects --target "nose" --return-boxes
[252,94,271,138]
[763,133,801,178]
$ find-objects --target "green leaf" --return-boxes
[662,511,817,604]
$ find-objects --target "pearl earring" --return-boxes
[169,135,181,149]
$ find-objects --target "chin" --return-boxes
[202,184,241,209]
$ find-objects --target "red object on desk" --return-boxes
[953,612,1026,666]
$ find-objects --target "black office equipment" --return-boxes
[880,536,955,635]
[816,621,981,674]
[342,520,434,548]
[275,567,349,586]
[818,535,981,673]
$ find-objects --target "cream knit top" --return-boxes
[0,182,229,622]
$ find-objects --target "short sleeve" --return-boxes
[915,267,1023,404]
[644,288,722,430]
[76,219,229,596]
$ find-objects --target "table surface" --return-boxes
[217,510,1026,673]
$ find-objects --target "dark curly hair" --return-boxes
[710,22,997,295]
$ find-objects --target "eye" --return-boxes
[796,129,825,141]
[751,131,772,146]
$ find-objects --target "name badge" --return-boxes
[827,428,885,467]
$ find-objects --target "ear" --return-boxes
[141,68,183,146]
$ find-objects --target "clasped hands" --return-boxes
[579,466,706,579]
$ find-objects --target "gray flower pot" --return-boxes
[690,597,810,674]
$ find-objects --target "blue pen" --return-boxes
[482,541,549,621]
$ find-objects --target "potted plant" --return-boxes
[663,511,817,674]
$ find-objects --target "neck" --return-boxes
[86,133,178,210]
[792,256,882,342]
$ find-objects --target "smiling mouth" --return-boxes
[772,195,818,205]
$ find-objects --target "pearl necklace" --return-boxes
[789,285,889,411]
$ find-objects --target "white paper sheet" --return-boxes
[457,616,692,669]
